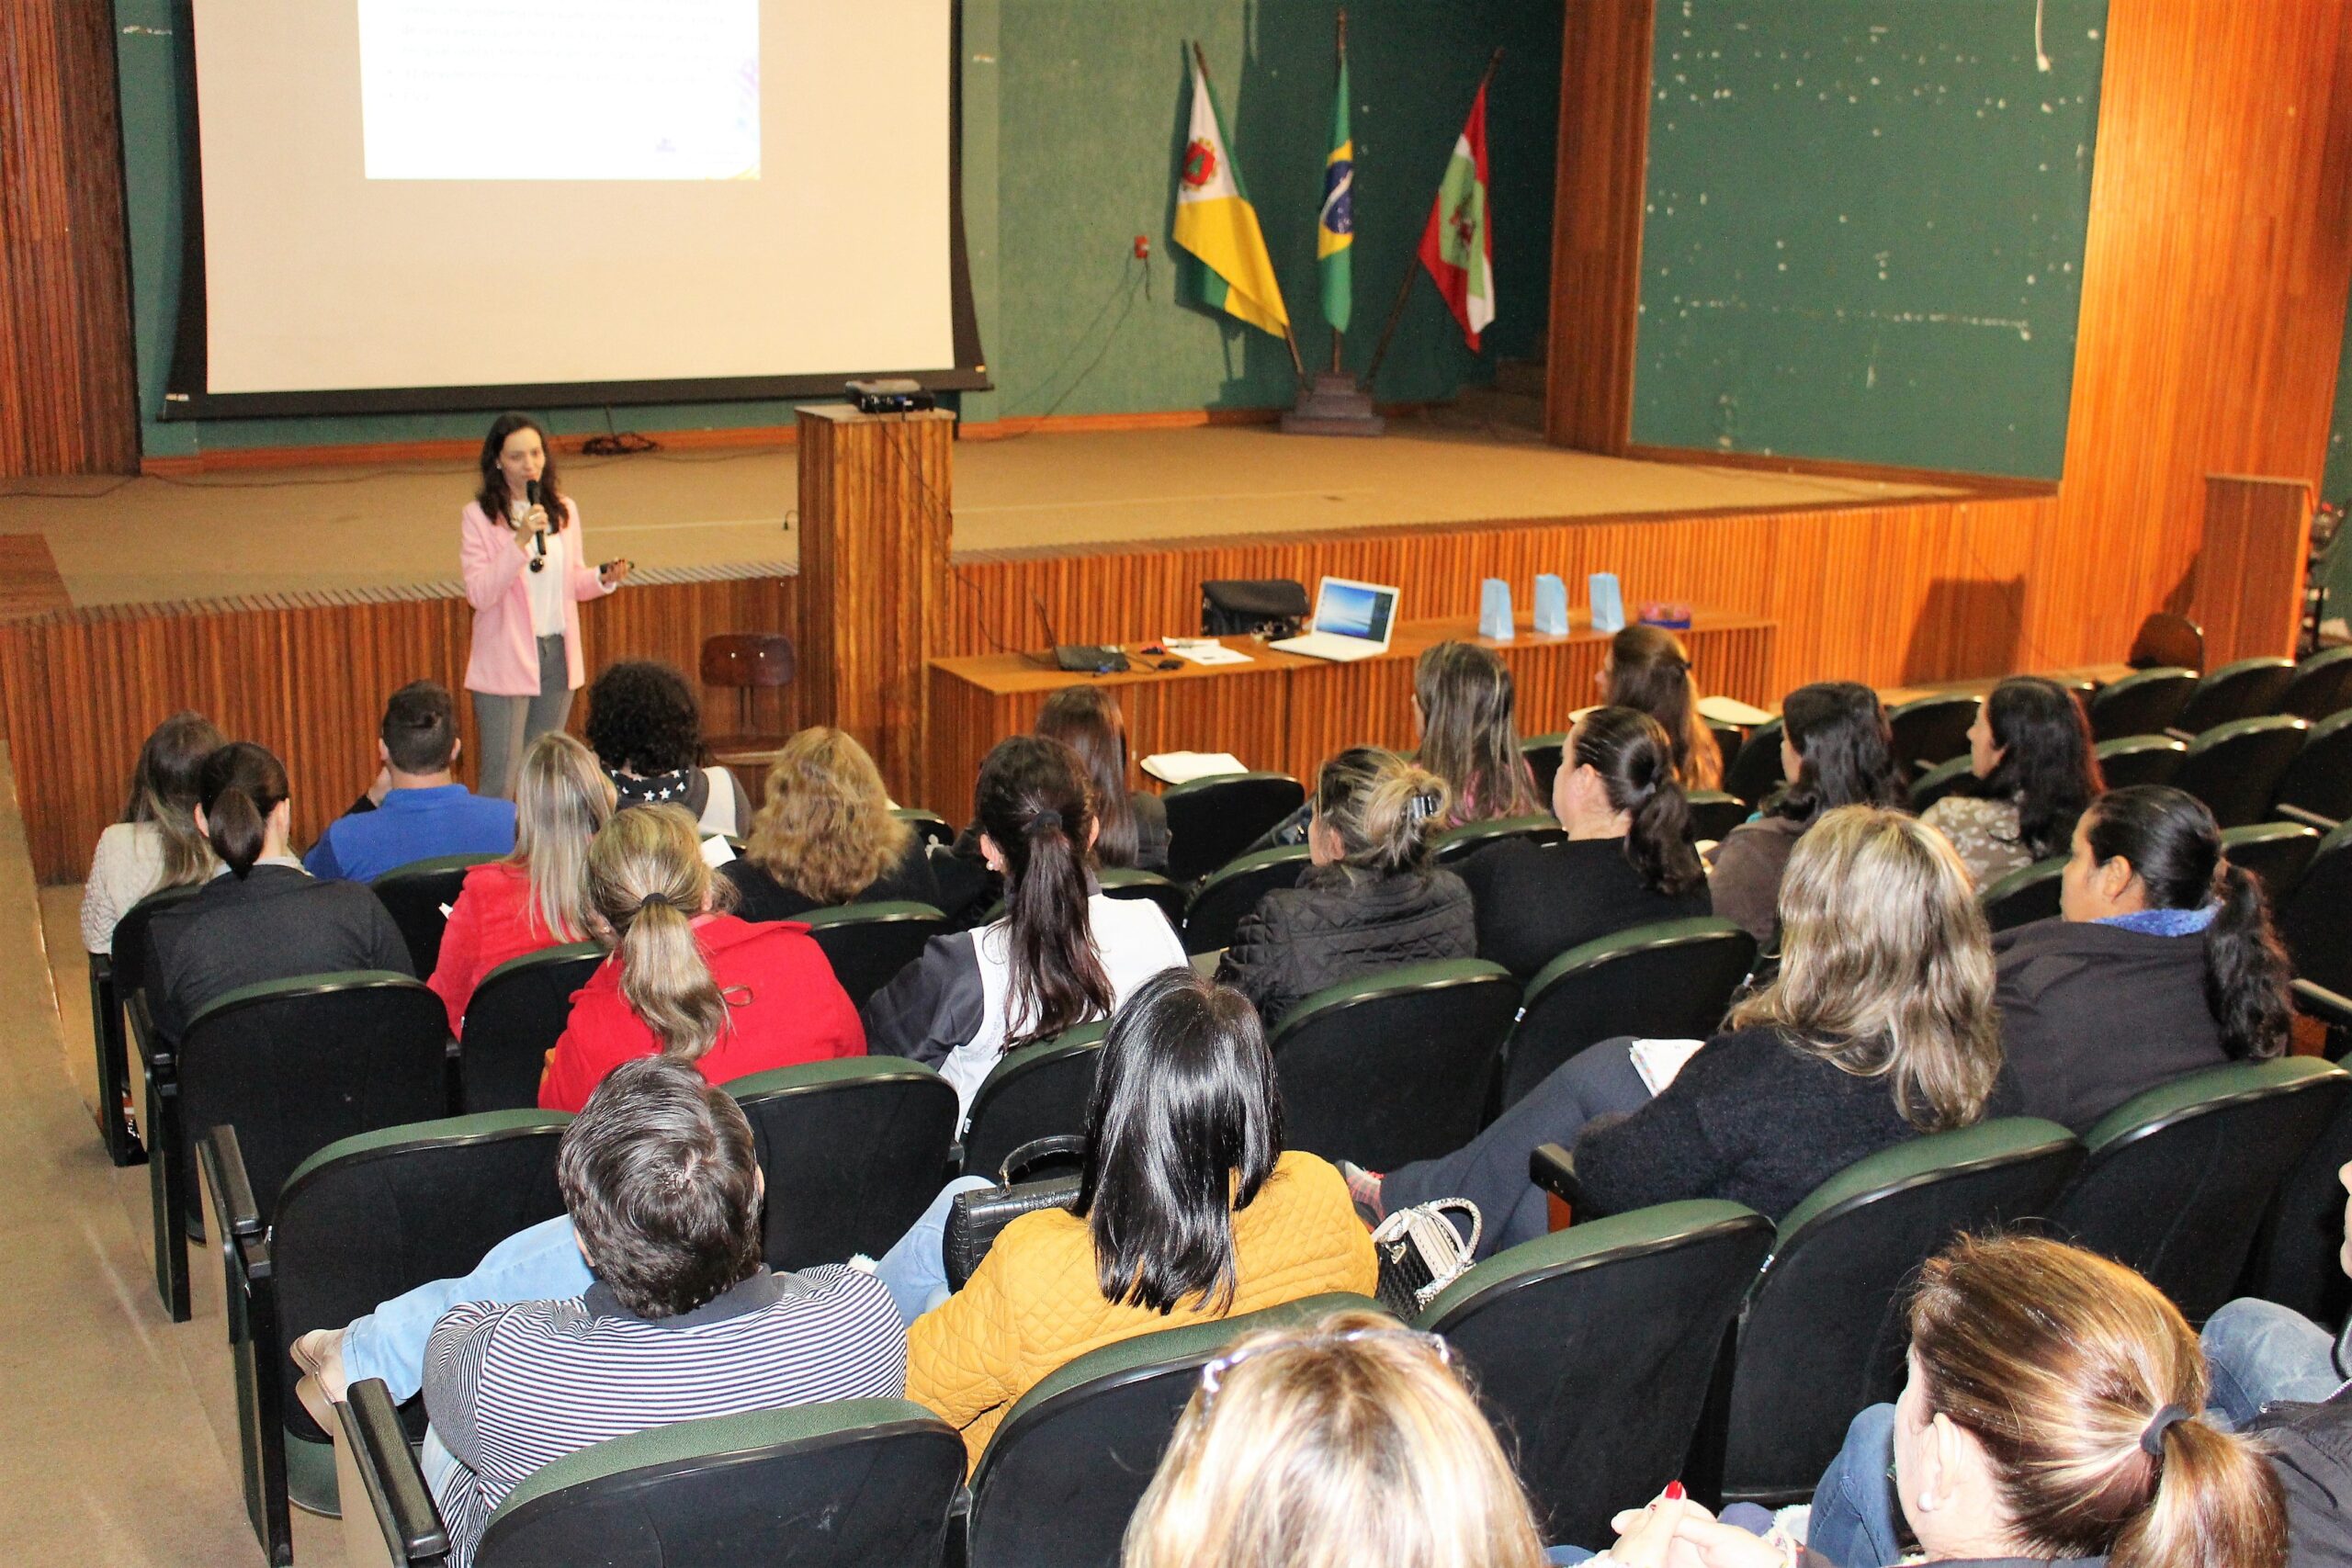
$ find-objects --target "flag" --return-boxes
[1174,49,1290,338]
[1317,58,1353,333]
[1417,80,1494,350]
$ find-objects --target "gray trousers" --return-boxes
[471,634,574,801]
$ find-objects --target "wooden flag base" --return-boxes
[1281,372,1386,437]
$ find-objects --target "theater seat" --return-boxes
[1723,720,1786,807]
[1160,772,1306,884]
[2281,646,2352,723]
[458,942,605,1112]
[963,1292,1376,1568]
[2243,1090,2352,1326]
[200,1111,571,1564]
[1977,855,2065,932]
[2173,715,2308,828]
[1181,844,1309,955]
[1907,755,1974,813]
[2128,612,2205,673]
[2092,733,2187,790]
[1522,731,1566,800]
[2173,656,2298,738]
[1267,959,1520,1168]
[372,852,503,976]
[1497,918,1757,1111]
[87,880,202,1167]
[2048,1058,2348,1323]
[800,900,949,1009]
[1431,811,1566,865]
[2088,667,2197,742]
[890,807,956,848]
[727,1057,958,1269]
[341,1383,964,1568]
[1887,693,1980,773]
[2219,821,2321,906]
[2279,822,2352,1001]
[960,1021,1107,1179]
[1097,866,1190,929]
[2275,710,2352,830]
[1416,1201,1772,1550]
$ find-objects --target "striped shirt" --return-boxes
[423,1264,906,1567]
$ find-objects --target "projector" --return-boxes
[848,378,936,415]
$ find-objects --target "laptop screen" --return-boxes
[1316,580,1396,643]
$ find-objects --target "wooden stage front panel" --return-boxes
[926,612,1776,820]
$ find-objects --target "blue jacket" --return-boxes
[305,784,515,883]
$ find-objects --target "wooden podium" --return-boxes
[2193,475,2312,664]
[795,404,954,804]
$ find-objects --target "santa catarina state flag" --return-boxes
[1417,80,1495,350]
[1317,59,1353,333]
[1174,50,1290,338]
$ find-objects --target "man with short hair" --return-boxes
[304,680,515,882]
[418,1057,906,1567]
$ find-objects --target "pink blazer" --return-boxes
[460,498,614,696]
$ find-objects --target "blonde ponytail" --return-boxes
[2113,1416,2287,1568]
[587,806,735,1060]
[1314,748,1450,878]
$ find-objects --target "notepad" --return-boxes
[1142,751,1250,784]
[700,835,737,867]
[1697,694,1775,727]
[1628,1038,1708,1097]
[1163,637,1253,667]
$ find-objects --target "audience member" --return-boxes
[146,743,412,1041]
[721,727,941,920]
[427,731,614,1032]
[81,709,224,954]
[1417,640,1544,825]
[884,970,1377,1463]
[1920,677,2102,886]
[865,736,1185,1114]
[582,660,752,837]
[1600,625,1723,790]
[1122,1310,1550,1568]
[1216,748,1475,1022]
[1709,682,1905,944]
[1039,685,1170,870]
[304,681,516,882]
[415,1058,905,1568]
[1354,807,2007,1257]
[1761,1235,2286,1568]
[1996,784,2290,1132]
[1453,708,1710,979]
[537,804,864,1113]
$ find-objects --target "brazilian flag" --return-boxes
[1317,60,1353,333]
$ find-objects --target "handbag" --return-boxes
[943,1135,1086,1290]
[1371,1199,1481,1318]
[1201,579,1309,638]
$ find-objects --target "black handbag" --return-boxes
[1201,579,1309,638]
[943,1135,1086,1290]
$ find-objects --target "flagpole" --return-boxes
[1363,46,1502,389]
[1330,8,1347,375]
[1193,40,1306,381]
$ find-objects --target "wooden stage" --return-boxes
[0,416,2060,884]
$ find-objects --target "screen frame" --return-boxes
[1312,576,1401,649]
[161,0,989,421]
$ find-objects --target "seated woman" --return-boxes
[428,731,614,1033]
[865,736,1185,1113]
[146,742,413,1040]
[1453,708,1710,980]
[1997,784,2291,1132]
[537,804,865,1112]
[1616,1234,2284,1568]
[1216,748,1476,1023]
[1709,681,1905,945]
[1123,1309,1551,1568]
[1600,625,1722,791]
[82,709,225,954]
[1921,676,2102,886]
[1354,807,2007,1258]
[721,726,941,921]
[883,970,1377,1465]
[582,659,752,837]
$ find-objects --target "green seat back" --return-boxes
[1502,919,1755,1110]
[1431,812,1566,866]
[2176,716,2309,829]
[798,901,948,1010]
[460,942,605,1112]
[1978,855,2065,932]
[1181,844,1310,955]
[726,1057,958,1269]
[962,1021,1108,1179]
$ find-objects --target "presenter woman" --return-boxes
[461,413,632,800]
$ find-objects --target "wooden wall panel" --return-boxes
[0,0,139,475]
[1544,0,1652,454]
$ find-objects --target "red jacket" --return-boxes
[430,861,576,1034]
[537,913,865,1113]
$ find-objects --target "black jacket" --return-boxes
[1993,917,2233,1133]
[146,863,413,1041]
[1216,863,1476,1023]
[1453,836,1713,980]
[2255,1391,2352,1568]
[720,840,944,923]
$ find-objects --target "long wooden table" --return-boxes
[923,610,1778,818]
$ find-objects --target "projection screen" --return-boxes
[165,0,983,418]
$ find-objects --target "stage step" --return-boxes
[1450,379,1545,433]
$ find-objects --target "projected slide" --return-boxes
[358,0,760,180]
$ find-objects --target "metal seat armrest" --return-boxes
[130,989,172,1072]
[340,1379,450,1566]
[2278,804,2343,832]
[2294,978,2352,1032]
[1529,1143,1580,1204]
[199,1124,266,1240]
[2165,727,2197,743]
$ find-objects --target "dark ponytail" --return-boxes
[2084,785,2290,1060]
[978,736,1115,1047]
[196,742,290,880]
[1573,707,1704,897]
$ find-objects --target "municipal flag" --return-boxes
[1417,80,1494,349]
[1174,50,1290,338]
[1317,59,1353,333]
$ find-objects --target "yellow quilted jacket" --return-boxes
[906,1150,1378,1464]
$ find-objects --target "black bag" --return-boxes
[943,1135,1085,1289]
[1202,579,1309,638]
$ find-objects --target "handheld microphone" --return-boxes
[526,479,547,572]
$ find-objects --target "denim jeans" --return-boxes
[2201,1296,2346,1429]
[341,1215,594,1402]
[1804,1403,1905,1568]
[874,1177,993,1325]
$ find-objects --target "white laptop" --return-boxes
[1270,576,1401,662]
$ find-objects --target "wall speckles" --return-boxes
[1630,2,2108,478]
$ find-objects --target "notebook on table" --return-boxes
[1269,577,1401,662]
